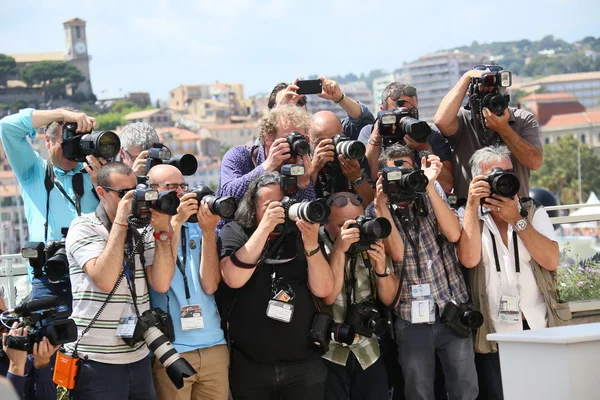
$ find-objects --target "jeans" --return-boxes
[324,352,388,400]
[394,318,478,400]
[475,352,503,400]
[230,348,327,400]
[70,357,156,400]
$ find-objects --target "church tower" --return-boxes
[63,18,93,95]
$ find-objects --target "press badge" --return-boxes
[410,284,436,324]
[498,294,521,324]
[116,302,138,338]
[266,289,295,323]
[181,304,204,331]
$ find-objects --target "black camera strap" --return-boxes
[344,256,358,306]
[489,230,520,274]
[45,163,83,220]
[401,214,423,281]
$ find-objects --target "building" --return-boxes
[400,51,489,122]
[520,93,586,125]
[123,108,173,128]
[186,161,221,190]
[200,122,257,148]
[305,80,374,120]
[0,172,27,254]
[169,82,246,115]
[187,99,230,122]
[169,85,207,111]
[126,92,152,108]
[514,71,600,108]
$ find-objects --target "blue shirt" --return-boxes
[0,109,99,278]
[148,223,226,354]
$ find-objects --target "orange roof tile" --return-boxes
[521,93,577,102]
[543,111,600,128]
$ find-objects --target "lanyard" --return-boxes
[401,214,423,281]
[175,228,192,301]
[53,176,82,216]
[489,229,520,274]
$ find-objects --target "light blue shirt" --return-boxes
[148,222,225,354]
[0,109,99,279]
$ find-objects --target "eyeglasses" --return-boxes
[474,65,502,72]
[327,194,363,207]
[123,150,141,160]
[101,186,137,198]
[149,183,189,191]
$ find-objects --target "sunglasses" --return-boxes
[327,194,363,207]
[102,186,136,198]
[474,65,502,72]
[149,183,189,191]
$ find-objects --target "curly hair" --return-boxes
[258,105,311,146]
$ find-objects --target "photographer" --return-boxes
[358,82,454,193]
[268,77,374,140]
[310,111,375,204]
[147,165,228,399]
[65,162,175,399]
[319,192,399,399]
[434,65,543,202]
[373,144,478,400]
[0,108,102,307]
[119,122,160,175]
[457,146,561,400]
[218,172,333,399]
[2,323,60,400]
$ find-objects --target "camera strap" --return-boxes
[489,230,520,274]
[401,215,423,281]
[435,231,456,299]
[167,227,192,316]
[44,163,83,233]
[344,257,358,306]
[124,227,150,318]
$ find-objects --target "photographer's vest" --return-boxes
[470,199,572,354]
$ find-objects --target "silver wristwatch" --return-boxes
[351,176,364,187]
[513,218,528,232]
[375,264,392,278]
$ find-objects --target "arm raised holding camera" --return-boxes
[423,155,460,242]
[297,220,333,298]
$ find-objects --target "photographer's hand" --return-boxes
[374,175,389,212]
[173,193,199,229]
[2,323,28,376]
[338,155,361,182]
[276,79,305,107]
[83,155,108,187]
[197,201,221,232]
[482,107,510,133]
[404,135,431,152]
[466,175,491,209]
[297,153,314,189]
[422,154,443,189]
[257,201,286,234]
[32,337,60,370]
[367,241,387,275]
[61,110,97,133]
[263,138,291,172]
[318,77,343,103]
[311,139,335,176]
[297,220,320,251]
[114,190,135,226]
[483,194,521,226]
[333,220,360,253]
[132,150,149,176]
[151,210,172,233]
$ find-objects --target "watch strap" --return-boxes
[153,231,172,241]
[304,246,321,257]
[375,265,390,278]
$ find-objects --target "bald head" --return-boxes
[310,111,343,146]
[147,165,188,197]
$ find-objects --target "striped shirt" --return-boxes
[65,213,155,364]
[319,229,386,370]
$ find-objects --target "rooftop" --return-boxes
[521,93,577,102]
[543,110,600,128]
[9,52,65,63]
[521,71,600,86]
[63,18,86,24]
[124,108,164,120]
[155,127,200,141]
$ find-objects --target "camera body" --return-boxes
[61,123,120,162]
[131,185,180,219]
[280,164,305,196]
[377,108,431,146]
[188,185,237,221]
[345,301,389,338]
[145,144,198,176]
[469,68,512,117]
[332,134,366,160]
[286,132,310,158]
[440,299,484,339]
[22,228,69,283]
[382,165,429,203]
[124,308,175,346]
[348,215,392,253]
[308,312,355,353]
[483,167,520,200]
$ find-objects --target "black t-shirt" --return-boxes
[217,221,321,364]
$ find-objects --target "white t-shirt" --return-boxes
[480,207,557,334]
[65,213,155,364]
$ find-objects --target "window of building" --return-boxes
[582,134,586,144]
[150,117,155,122]
[76,26,81,39]
[545,137,550,145]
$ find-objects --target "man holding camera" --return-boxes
[119,122,160,175]
[0,108,103,306]
[434,65,543,202]
[310,111,375,205]
[457,146,560,400]
[146,165,229,399]
[358,82,454,194]
[373,144,478,400]
[319,191,399,399]
[65,162,175,399]
[218,172,333,399]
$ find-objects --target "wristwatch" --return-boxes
[375,264,392,278]
[351,176,364,187]
[513,218,528,232]
[153,231,172,241]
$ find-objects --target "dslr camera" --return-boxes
[62,123,120,162]
[345,301,389,338]
[276,196,331,233]
[286,132,310,158]
[188,185,237,221]
[377,106,432,147]
[21,228,69,283]
[382,162,429,202]
[468,65,512,117]
[280,164,306,196]
[131,184,180,219]
[123,308,196,389]
[482,167,520,203]
[2,296,77,354]
[308,312,355,353]
[332,134,366,160]
[441,299,484,338]
[348,216,392,253]
[145,143,198,176]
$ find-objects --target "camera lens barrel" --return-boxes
[153,191,180,216]
[336,139,366,160]
[288,199,330,224]
[167,154,198,176]
[398,118,431,143]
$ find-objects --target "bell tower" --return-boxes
[63,18,93,95]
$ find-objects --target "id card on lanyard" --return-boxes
[174,227,204,331]
[490,228,522,324]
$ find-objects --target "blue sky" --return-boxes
[1,0,598,102]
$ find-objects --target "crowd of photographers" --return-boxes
[0,69,567,400]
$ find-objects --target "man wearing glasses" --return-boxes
[118,122,160,175]
[434,65,543,203]
[319,192,399,399]
[146,164,229,399]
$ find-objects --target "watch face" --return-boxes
[160,232,168,241]
[516,219,527,231]
[74,41,87,54]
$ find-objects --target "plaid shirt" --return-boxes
[318,229,387,370]
[367,182,468,321]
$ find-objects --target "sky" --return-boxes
[1,0,599,102]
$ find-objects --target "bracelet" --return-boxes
[368,138,382,146]
[230,252,257,269]
[304,246,321,257]
[334,93,346,104]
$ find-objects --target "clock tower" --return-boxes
[63,18,93,96]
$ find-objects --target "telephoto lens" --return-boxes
[61,123,120,162]
[332,134,366,160]
[287,199,331,224]
[188,185,237,222]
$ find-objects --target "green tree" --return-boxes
[95,113,126,131]
[219,144,232,159]
[20,61,85,97]
[10,99,28,113]
[531,135,600,205]
[0,54,17,86]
